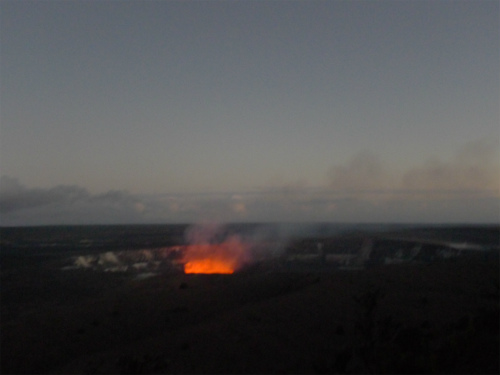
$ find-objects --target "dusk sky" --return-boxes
[1,0,499,226]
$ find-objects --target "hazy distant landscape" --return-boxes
[1,223,498,373]
[1,1,499,373]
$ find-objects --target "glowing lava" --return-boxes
[182,241,249,274]
[184,259,234,274]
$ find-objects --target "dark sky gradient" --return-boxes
[1,0,498,225]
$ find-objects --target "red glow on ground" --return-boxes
[182,241,248,274]
[184,259,234,274]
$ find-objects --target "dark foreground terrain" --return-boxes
[1,224,499,374]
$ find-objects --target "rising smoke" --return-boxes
[182,223,253,273]
[181,222,336,273]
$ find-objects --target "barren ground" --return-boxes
[1,256,498,374]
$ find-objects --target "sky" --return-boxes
[1,0,499,226]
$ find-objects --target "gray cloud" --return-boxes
[401,138,499,192]
[0,176,156,226]
[319,138,500,223]
[0,176,89,212]
[327,138,499,196]
[2,137,499,226]
[328,151,393,192]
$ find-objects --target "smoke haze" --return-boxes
[1,139,498,226]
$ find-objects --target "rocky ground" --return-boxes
[1,255,498,374]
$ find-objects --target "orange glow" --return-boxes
[182,241,249,274]
[184,259,234,274]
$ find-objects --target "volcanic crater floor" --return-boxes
[1,259,499,374]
